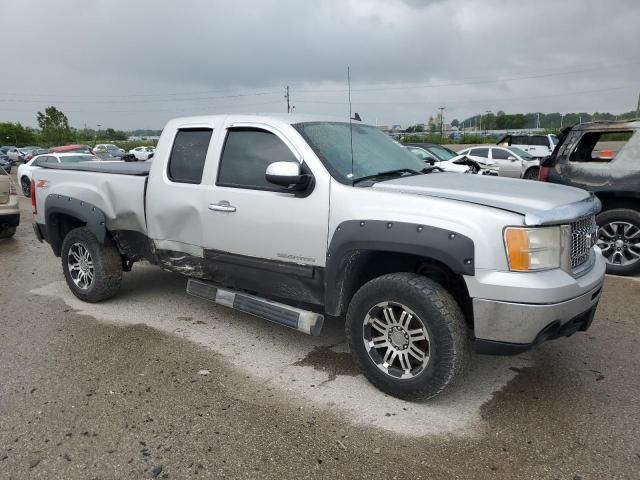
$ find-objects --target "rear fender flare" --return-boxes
[45,195,107,256]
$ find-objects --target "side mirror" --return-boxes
[507,156,516,161]
[147,152,154,160]
[265,161,308,189]
[425,158,435,166]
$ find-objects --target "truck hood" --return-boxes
[371,173,601,226]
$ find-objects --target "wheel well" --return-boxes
[332,250,473,327]
[48,213,85,257]
[595,193,640,213]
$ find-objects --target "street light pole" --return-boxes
[438,106,445,142]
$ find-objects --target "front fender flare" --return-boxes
[324,220,475,316]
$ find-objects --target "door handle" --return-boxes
[208,201,236,213]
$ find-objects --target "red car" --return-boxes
[48,144,92,154]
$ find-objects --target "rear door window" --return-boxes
[217,128,298,190]
[569,131,633,163]
[491,148,510,160]
[167,128,213,184]
[469,147,489,158]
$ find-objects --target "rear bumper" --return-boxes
[0,212,20,228]
[0,195,20,228]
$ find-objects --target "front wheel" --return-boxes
[523,167,540,180]
[61,227,123,302]
[346,273,470,400]
[596,208,640,276]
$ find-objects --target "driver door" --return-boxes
[201,123,329,302]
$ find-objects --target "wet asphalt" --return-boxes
[1,184,639,479]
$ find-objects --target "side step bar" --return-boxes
[186,279,324,336]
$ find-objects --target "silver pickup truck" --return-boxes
[31,114,605,400]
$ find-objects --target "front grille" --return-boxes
[570,215,597,269]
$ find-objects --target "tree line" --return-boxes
[0,106,161,147]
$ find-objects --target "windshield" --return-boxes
[427,145,456,161]
[509,147,535,160]
[293,122,426,182]
[61,155,96,163]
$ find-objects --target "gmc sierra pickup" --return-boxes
[31,114,605,400]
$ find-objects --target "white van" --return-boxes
[496,134,558,159]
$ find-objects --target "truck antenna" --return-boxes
[348,66,354,183]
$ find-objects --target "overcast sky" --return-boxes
[2,0,640,130]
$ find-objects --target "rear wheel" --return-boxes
[61,227,123,302]
[0,227,16,239]
[346,273,470,400]
[21,177,31,197]
[596,208,640,276]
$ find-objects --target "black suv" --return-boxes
[540,121,640,275]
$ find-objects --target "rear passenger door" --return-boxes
[146,125,215,254]
[490,148,521,177]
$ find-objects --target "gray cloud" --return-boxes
[1,0,639,129]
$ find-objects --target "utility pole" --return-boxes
[484,110,492,135]
[284,85,291,113]
[438,107,445,142]
[636,90,640,119]
[560,114,564,129]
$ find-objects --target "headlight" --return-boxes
[504,226,562,271]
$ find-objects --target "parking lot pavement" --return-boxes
[1,193,640,479]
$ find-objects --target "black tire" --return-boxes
[0,227,16,239]
[21,176,31,197]
[523,167,540,180]
[596,208,640,276]
[346,273,470,400]
[61,227,123,302]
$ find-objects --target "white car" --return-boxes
[128,146,155,161]
[455,146,540,179]
[496,134,558,159]
[17,153,98,197]
[404,146,471,173]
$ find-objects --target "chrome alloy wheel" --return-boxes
[67,242,94,290]
[362,302,430,379]
[597,221,640,267]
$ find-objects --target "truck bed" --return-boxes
[39,161,151,176]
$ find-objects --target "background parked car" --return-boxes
[17,153,98,197]
[128,146,155,160]
[24,148,49,162]
[0,168,19,239]
[454,146,540,179]
[0,155,12,173]
[4,147,23,164]
[93,144,125,158]
[497,134,558,158]
[49,144,93,154]
[540,121,640,275]
[404,144,470,173]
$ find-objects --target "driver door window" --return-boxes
[217,128,298,191]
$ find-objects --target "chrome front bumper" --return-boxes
[470,253,606,354]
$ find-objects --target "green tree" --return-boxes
[0,122,36,146]
[450,119,459,128]
[37,106,72,145]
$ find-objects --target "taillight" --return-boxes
[538,166,549,182]
[31,179,36,214]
